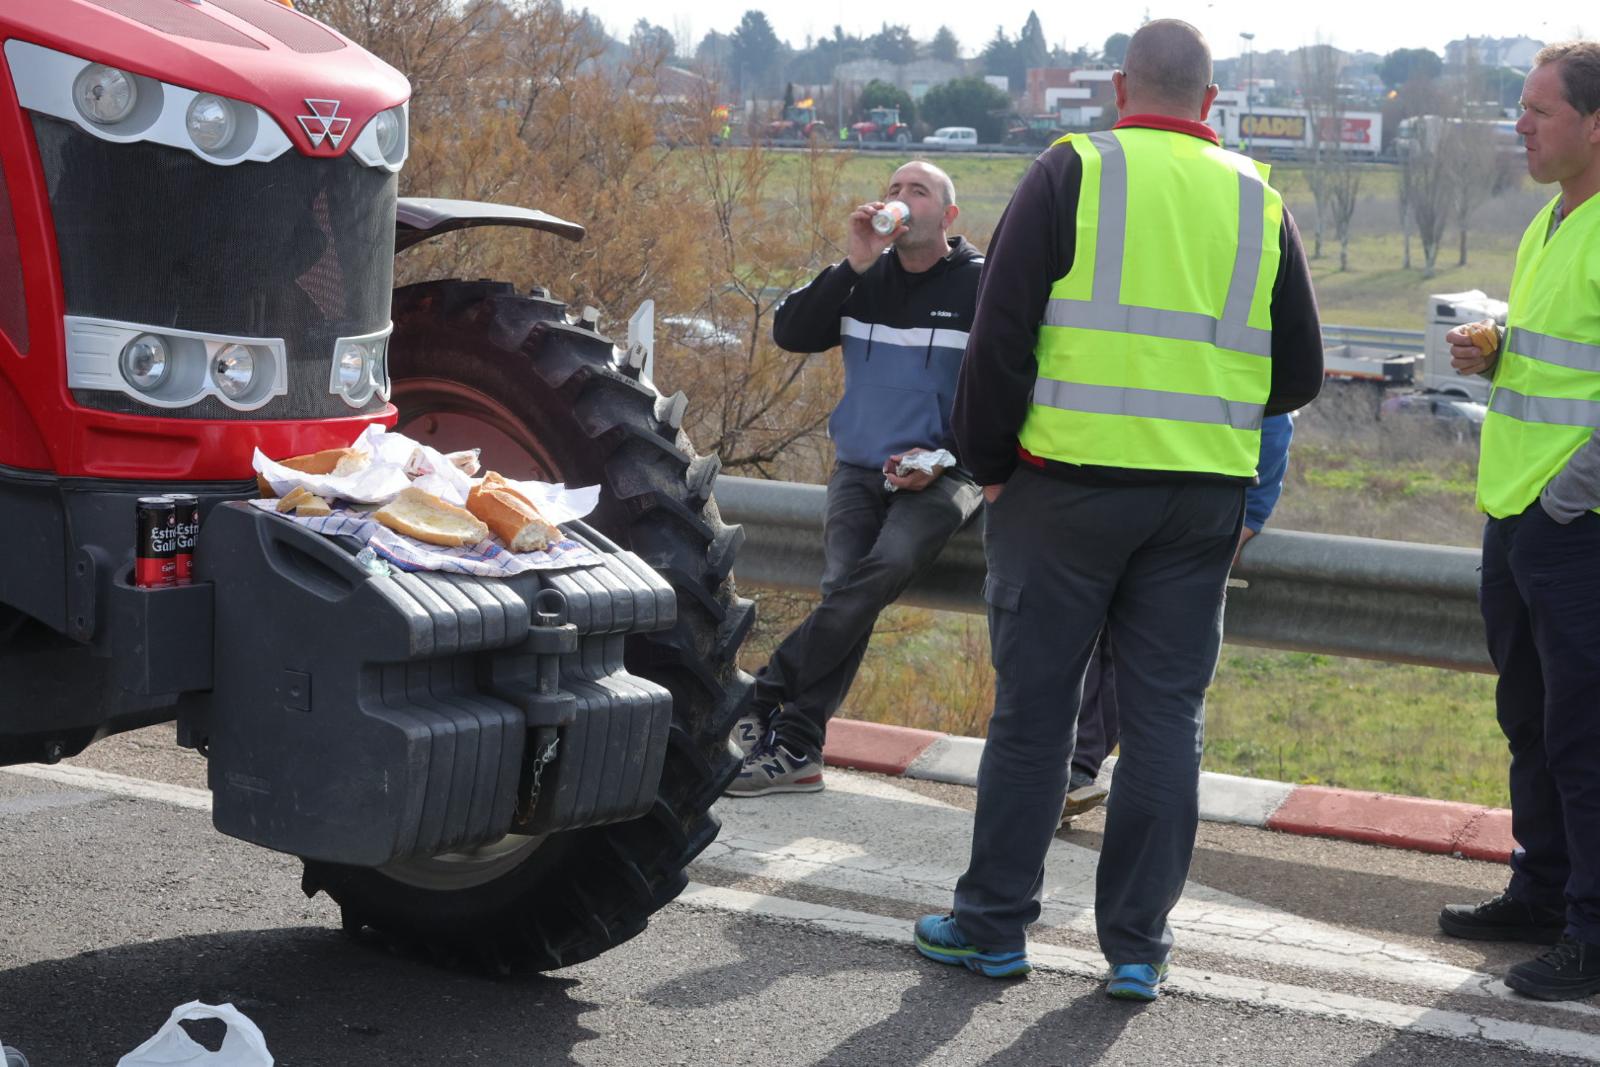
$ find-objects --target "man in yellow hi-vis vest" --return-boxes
[1437,41,1600,1003]
[914,19,1323,997]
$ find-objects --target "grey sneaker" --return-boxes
[725,740,824,796]
[730,711,773,756]
[1061,768,1109,822]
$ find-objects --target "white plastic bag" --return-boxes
[116,1002,272,1067]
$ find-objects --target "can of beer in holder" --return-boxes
[871,200,910,236]
[166,494,198,585]
[135,497,178,588]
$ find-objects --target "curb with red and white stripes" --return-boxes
[821,719,1517,864]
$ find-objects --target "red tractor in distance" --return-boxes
[766,100,827,143]
[0,0,750,973]
[1005,113,1068,147]
[850,105,912,144]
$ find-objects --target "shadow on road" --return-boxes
[0,926,595,1066]
[977,989,1139,1067]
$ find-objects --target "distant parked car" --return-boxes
[922,126,978,148]
[1379,392,1486,441]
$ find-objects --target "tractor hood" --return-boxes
[1,0,409,160]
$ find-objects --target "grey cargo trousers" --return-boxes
[953,466,1243,963]
[756,461,982,758]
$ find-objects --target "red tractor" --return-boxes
[0,1,750,971]
[849,105,912,145]
[766,102,827,143]
[1005,113,1068,147]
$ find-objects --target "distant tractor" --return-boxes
[850,106,912,145]
[1005,113,1067,147]
[767,101,827,143]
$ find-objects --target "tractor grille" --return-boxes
[33,115,394,420]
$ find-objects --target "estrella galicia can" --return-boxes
[135,497,178,588]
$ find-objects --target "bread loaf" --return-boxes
[467,472,560,552]
[374,487,490,547]
[1465,321,1500,357]
[258,447,369,496]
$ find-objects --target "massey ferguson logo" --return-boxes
[297,98,350,148]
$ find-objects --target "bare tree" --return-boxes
[298,0,851,482]
[665,126,854,479]
[1299,40,1361,267]
[1448,121,1503,266]
[1400,116,1456,277]
[1397,148,1414,269]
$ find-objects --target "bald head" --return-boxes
[894,160,957,207]
[1121,19,1214,115]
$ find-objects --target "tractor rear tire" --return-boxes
[299,278,753,973]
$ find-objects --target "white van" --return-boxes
[921,126,978,148]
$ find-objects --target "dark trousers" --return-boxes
[1481,505,1600,943]
[953,468,1243,962]
[1074,632,1120,779]
[755,463,981,758]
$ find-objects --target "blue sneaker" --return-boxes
[1106,962,1169,1001]
[913,914,1031,978]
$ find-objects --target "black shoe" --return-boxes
[1061,768,1109,821]
[1506,937,1600,1001]
[1438,892,1565,944]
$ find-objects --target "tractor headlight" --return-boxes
[335,344,369,392]
[185,93,237,152]
[210,343,256,400]
[119,334,169,392]
[329,330,391,407]
[373,107,402,157]
[73,63,138,125]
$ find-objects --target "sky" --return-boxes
[588,0,1588,62]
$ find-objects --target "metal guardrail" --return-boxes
[716,475,1492,674]
[1321,324,1427,355]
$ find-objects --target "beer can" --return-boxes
[871,200,910,236]
[135,497,177,588]
[165,494,199,585]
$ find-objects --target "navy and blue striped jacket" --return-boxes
[773,237,984,471]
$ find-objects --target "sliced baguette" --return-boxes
[374,486,490,547]
[467,474,560,553]
[277,486,314,513]
[282,447,368,477]
[259,447,369,496]
[294,495,333,517]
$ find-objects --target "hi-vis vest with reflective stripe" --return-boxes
[1477,194,1600,518]
[1017,128,1282,477]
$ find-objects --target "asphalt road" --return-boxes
[0,729,1591,1066]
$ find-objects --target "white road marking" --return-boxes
[677,884,1600,1064]
[0,790,105,817]
[9,762,1597,1055]
[705,773,1600,1020]
[4,763,211,812]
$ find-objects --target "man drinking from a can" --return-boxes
[727,161,985,795]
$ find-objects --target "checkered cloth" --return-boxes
[248,501,601,576]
